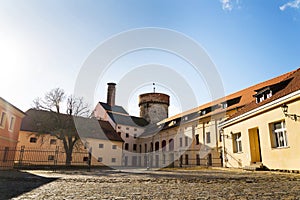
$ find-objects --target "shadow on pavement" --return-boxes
[0,170,58,200]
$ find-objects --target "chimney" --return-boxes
[107,83,116,106]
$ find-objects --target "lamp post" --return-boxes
[220,128,226,168]
[281,104,299,121]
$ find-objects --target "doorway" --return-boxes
[248,128,262,163]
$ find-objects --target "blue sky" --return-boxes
[0,0,300,116]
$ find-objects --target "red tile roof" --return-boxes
[163,69,295,122]
[226,68,300,121]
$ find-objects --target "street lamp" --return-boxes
[281,104,288,116]
[281,104,299,121]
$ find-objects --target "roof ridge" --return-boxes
[162,68,297,123]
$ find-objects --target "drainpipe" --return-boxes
[220,128,226,168]
[215,119,218,152]
[215,119,219,167]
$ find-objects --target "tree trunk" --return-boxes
[65,150,72,166]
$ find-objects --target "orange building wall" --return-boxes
[0,98,25,169]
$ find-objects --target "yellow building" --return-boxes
[220,68,300,171]
[16,109,123,167]
[135,70,293,168]
[94,74,294,168]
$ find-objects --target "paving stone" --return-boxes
[0,169,299,199]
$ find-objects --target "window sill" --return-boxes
[233,151,243,154]
[272,146,290,150]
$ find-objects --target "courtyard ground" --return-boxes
[1,167,300,199]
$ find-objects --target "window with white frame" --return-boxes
[232,132,242,153]
[270,121,288,148]
[185,136,188,146]
[8,116,15,131]
[179,137,183,147]
[0,112,7,128]
[206,132,211,144]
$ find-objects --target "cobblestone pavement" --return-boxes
[2,168,300,200]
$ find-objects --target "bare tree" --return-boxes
[32,88,90,165]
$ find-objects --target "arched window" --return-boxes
[162,140,166,151]
[169,139,174,151]
[125,143,129,150]
[155,141,159,151]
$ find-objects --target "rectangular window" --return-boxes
[185,154,189,165]
[232,132,242,153]
[99,144,104,148]
[8,116,15,131]
[195,134,200,145]
[133,144,137,151]
[50,139,57,145]
[126,133,129,138]
[271,121,288,148]
[111,158,116,163]
[98,157,103,162]
[134,134,137,139]
[0,112,6,128]
[48,155,55,161]
[125,143,129,150]
[185,136,188,146]
[30,137,37,143]
[222,103,228,109]
[179,137,182,147]
[112,145,117,149]
[83,157,89,162]
[206,132,211,144]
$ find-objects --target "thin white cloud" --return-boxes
[221,0,233,11]
[221,0,241,11]
[280,0,300,11]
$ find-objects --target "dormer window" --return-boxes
[221,96,241,109]
[168,120,176,127]
[254,78,291,104]
[255,87,272,103]
[222,103,228,109]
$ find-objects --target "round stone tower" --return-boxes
[139,93,170,124]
